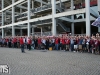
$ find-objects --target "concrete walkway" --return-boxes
[0,48,100,75]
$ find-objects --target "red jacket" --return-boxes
[38,38,41,44]
[6,38,8,42]
[20,38,24,45]
[62,39,65,44]
[65,39,70,45]
[28,39,32,44]
[90,39,94,45]
[94,40,98,47]
[55,38,59,44]
[14,38,17,43]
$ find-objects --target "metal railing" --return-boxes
[33,31,52,36]
[31,19,52,25]
[16,4,52,20]
[31,4,52,13]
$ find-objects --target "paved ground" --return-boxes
[0,48,100,75]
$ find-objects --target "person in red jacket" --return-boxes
[28,37,32,50]
[14,37,17,48]
[6,38,8,47]
[65,37,70,51]
[59,37,63,50]
[55,37,59,50]
[20,37,25,53]
[38,37,41,49]
[94,38,99,54]
[62,36,66,50]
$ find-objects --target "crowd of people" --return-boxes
[0,33,100,54]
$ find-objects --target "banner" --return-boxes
[91,16,100,27]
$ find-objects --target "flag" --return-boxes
[91,16,100,27]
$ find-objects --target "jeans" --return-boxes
[55,44,59,50]
[59,43,62,50]
[28,44,31,50]
[70,44,74,51]
[21,44,24,52]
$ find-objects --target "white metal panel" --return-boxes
[0,0,26,12]
[74,17,95,22]
[55,8,86,18]
[0,9,86,28]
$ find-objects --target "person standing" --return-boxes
[59,37,63,50]
[46,38,49,50]
[55,37,59,50]
[65,37,70,51]
[8,37,12,48]
[6,38,9,47]
[20,37,25,53]
[70,36,74,52]
[51,37,55,50]
[14,37,17,48]
[28,37,32,50]
[38,37,41,49]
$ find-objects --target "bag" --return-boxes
[49,47,52,51]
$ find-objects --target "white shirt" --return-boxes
[52,39,55,43]
[41,39,46,44]
[23,38,26,43]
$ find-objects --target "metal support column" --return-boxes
[2,0,4,38]
[59,0,62,8]
[85,0,91,36]
[20,29,22,36]
[41,27,42,36]
[27,0,31,37]
[71,0,74,35]
[12,0,15,37]
[32,27,34,36]
[51,0,56,36]
[32,0,34,9]
[5,12,6,22]
[20,8,22,36]
[41,0,42,7]
[20,8,22,13]
[32,0,34,36]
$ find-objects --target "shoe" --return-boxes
[73,51,76,52]
[22,52,25,53]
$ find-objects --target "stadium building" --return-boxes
[0,0,100,38]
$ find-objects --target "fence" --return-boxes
[32,32,52,36]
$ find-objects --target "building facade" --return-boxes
[0,0,100,38]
